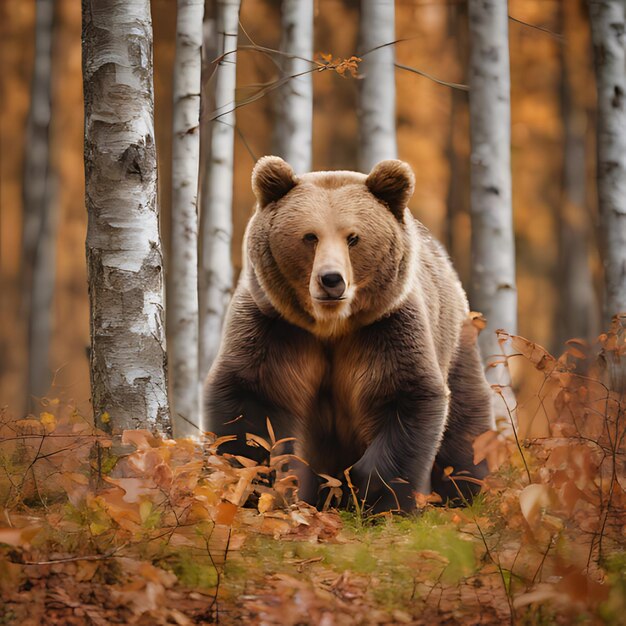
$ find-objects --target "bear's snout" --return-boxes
[318,272,346,299]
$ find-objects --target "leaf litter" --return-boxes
[1,319,625,624]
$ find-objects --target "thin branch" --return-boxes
[235,124,259,163]
[207,35,471,123]
[508,14,564,42]
[21,544,127,565]
[449,474,515,625]
[395,62,469,92]
[498,387,532,484]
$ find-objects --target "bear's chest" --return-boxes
[330,340,388,443]
[260,331,386,445]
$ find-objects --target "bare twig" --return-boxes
[395,62,469,91]
[508,15,564,41]
[21,544,128,565]
[448,474,515,625]
[497,386,532,484]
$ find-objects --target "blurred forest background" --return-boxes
[0,0,601,417]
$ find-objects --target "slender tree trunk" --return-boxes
[273,0,313,174]
[199,1,217,184]
[169,0,204,437]
[358,0,397,172]
[23,0,56,409]
[557,0,599,346]
[588,0,626,324]
[445,3,470,287]
[82,0,170,433]
[199,0,217,182]
[27,177,58,408]
[467,0,517,370]
[199,0,240,380]
[22,0,54,308]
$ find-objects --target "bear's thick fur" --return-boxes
[205,156,495,512]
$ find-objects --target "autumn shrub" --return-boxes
[0,318,624,624]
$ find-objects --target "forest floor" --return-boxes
[1,329,625,625]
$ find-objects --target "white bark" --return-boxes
[274,0,314,174]
[169,0,204,437]
[199,0,240,379]
[358,0,397,172]
[82,0,170,433]
[24,0,56,407]
[467,0,517,370]
[588,0,626,323]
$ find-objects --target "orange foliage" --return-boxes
[315,52,362,78]
[1,322,625,623]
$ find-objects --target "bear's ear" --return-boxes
[251,156,298,207]
[365,160,415,219]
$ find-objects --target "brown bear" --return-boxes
[205,156,495,512]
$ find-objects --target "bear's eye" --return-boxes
[303,233,318,244]
[347,234,359,247]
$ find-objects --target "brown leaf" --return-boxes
[215,501,238,526]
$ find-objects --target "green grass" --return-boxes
[222,506,480,611]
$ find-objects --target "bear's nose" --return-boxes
[319,272,346,299]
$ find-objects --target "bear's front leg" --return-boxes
[349,383,449,513]
[206,368,294,464]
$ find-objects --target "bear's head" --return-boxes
[245,156,417,338]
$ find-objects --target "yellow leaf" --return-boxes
[39,411,56,432]
[89,521,109,536]
[139,500,153,523]
[258,493,274,514]
[100,411,110,424]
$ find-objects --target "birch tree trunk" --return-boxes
[169,0,204,437]
[82,0,170,433]
[445,3,470,286]
[199,1,217,183]
[588,0,626,324]
[22,0,54,307]
[557,0,599,346]
[467,0,517,372]
[199,0,240,379]
[358,0,397,172]
[273,0,313,174]
[27,179,58,408]
[23,0,57,408]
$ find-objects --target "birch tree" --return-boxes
[273,0,314,174]
[23,0,56,408]
[82,0,170,433]
[557,0,598,345]
[467,0,517,371]
[199,0,240,379]
[588,0,626,323]
[169,0,204,437]
[199,1,217,182]
[358,0,397,172]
